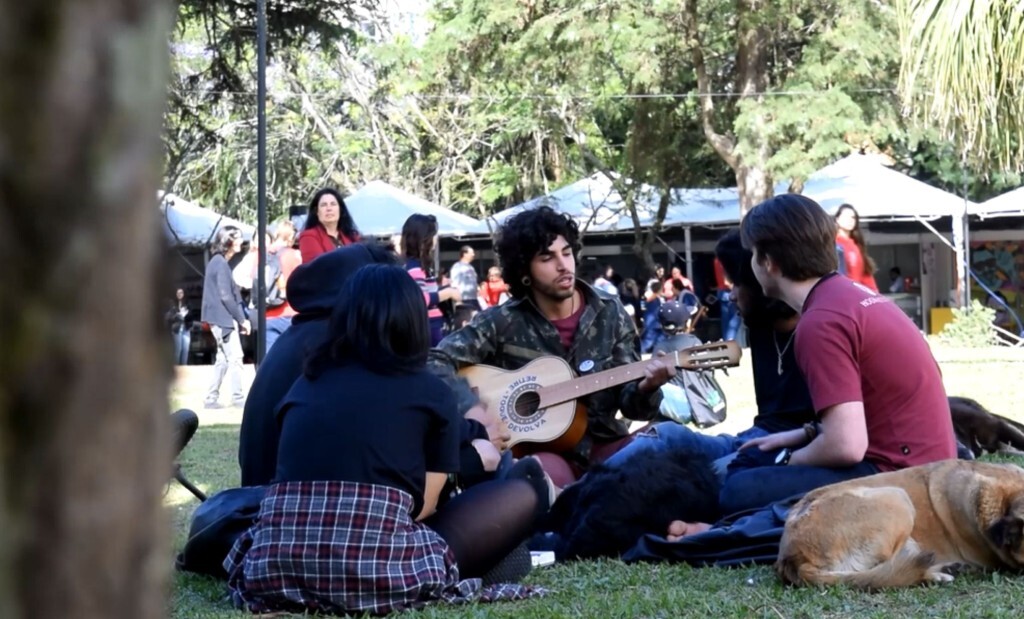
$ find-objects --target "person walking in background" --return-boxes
[297,188,361,263]
[402,214,461,346]
[834,203,878,291]
[450,245,481,311]
[201,226,250,409]
[167,287,193,365]
[714,257,741,341]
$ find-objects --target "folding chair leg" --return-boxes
[173,463,207,502]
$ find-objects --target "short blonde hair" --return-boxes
[274,220,296,243]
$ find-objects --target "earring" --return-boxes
[521,276,532,287]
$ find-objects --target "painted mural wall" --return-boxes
[971,240,1024,332]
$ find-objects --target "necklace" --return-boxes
[773,330,796,376]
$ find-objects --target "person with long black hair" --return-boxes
[834,203,878,291]
[224,264,548,616]
[297,188,361,263]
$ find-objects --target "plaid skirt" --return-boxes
[223,480,542,615]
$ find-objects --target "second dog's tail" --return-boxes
[778,546,940,591]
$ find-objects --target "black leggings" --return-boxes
[424,477,545,578]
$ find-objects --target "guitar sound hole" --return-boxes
[514,391,541,419]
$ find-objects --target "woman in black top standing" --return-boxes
[225,264,550,616]
[167,287,193,365]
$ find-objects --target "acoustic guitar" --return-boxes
[458,341,741,456]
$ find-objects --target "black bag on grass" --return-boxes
[175,486,268,579]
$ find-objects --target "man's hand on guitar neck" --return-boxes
[465,404,512,452]
[637,352,676,394]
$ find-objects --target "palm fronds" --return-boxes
[898,0,1024,171]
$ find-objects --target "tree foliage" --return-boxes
[899,0,1024,173]
[161,0,1019,246]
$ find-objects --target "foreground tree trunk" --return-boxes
[0,2,174,618]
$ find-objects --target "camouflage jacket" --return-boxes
[428,281,661,465]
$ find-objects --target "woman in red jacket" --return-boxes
[834,203,878,291]
[298,188,361,263]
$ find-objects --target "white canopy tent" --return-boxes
[973,186,1024,219]
[487,173,663,233]
[492,154,977,298]
[488,174,740,234]
[797,154,972,221]
[654,154,974,228]
[160,192,254,248]
[490,155,971,234]
[346,181,488,237]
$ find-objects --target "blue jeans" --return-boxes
[718,291,741,341]
[602,422,769,477]
[173,328,191,365]
[719,460,880,516]
[265,316,292,354]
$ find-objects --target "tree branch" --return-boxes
[682,0,737,168]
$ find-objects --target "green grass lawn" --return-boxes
[169,346,1024,618]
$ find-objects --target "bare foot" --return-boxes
[666,520,712,542]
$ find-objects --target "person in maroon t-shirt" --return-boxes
[721,193,956,512]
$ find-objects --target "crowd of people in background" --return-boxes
[170,185,751,370]
[169,191,935,391]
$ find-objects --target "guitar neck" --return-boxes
[537,351,682,408]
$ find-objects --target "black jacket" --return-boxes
[237,245,488,487]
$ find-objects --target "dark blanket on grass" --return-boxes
[621,494,803,567]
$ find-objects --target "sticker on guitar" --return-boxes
[498,375,547,433]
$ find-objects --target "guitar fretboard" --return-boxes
[537,348,706,408]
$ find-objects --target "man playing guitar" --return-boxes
[428,206,675,488]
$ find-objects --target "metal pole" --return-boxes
[255,0,268,364]
[961,175,971,309]
[684,226,693,283]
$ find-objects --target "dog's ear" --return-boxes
[988,514,1024,550]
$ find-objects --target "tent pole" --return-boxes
[684,226,693,284]
[254,0,268,366]
[960,174,971,310]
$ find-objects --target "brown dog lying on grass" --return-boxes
[775,460,1024,590]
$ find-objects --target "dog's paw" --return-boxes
[925,566,956,584]
[938,562,971,577]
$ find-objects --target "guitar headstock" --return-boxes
[673,341,741,371]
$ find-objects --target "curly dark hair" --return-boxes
[495,206,581,299]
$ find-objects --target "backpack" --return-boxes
[262,251,285,308]
[678,367,727,428]
[175,485,269,579]
[655,333,728,428]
